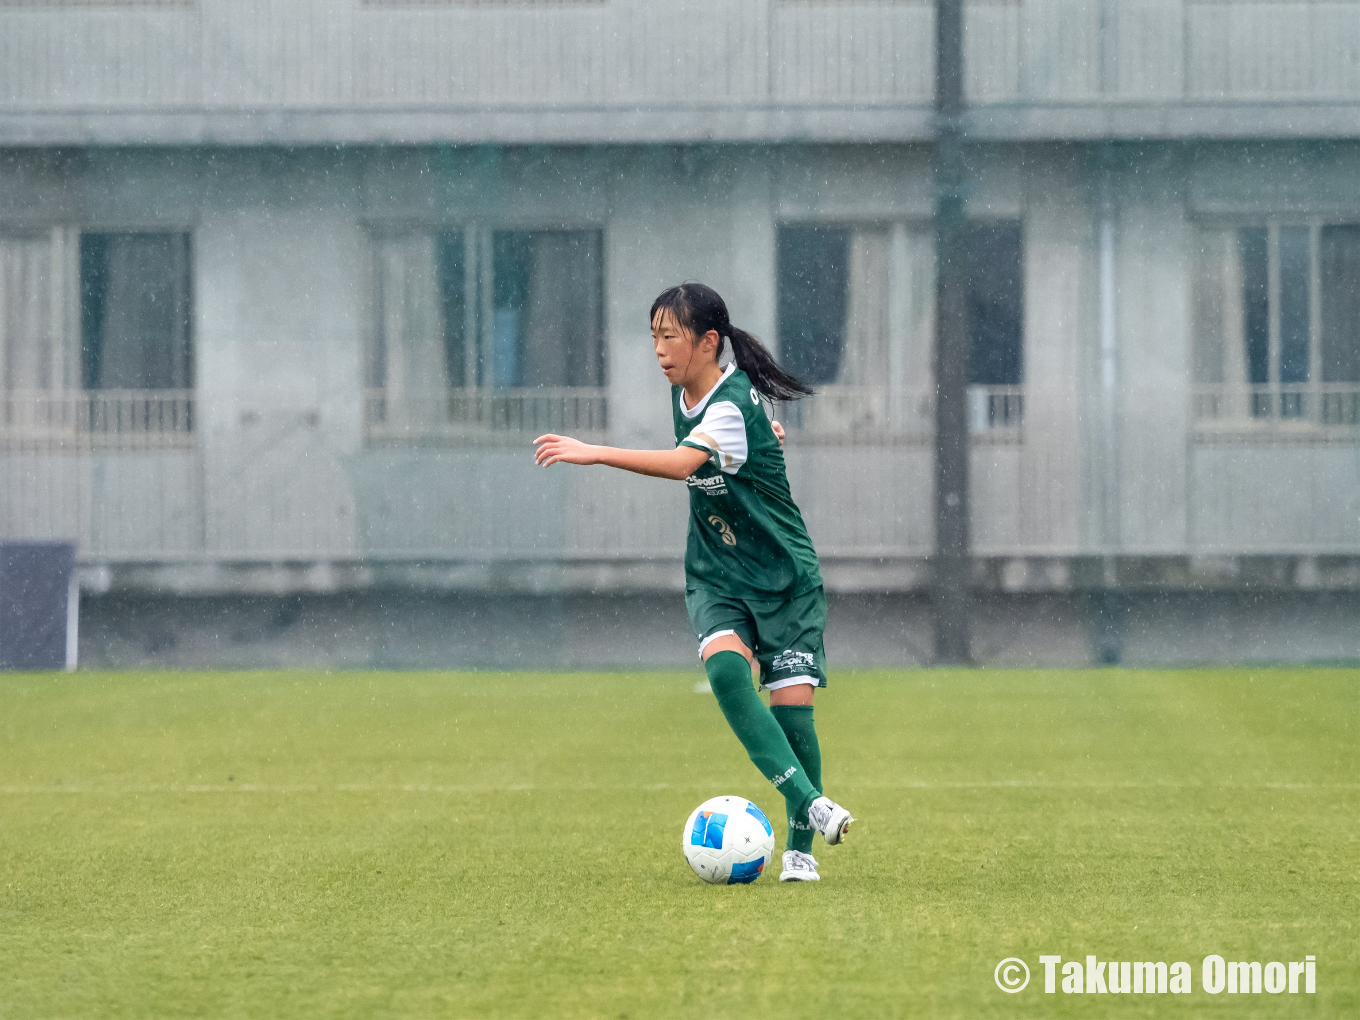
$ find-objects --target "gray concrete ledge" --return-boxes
[78,555,1360,597]
[6,101,1360,147]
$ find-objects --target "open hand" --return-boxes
[772,420,785,448]
[533,434,600,467]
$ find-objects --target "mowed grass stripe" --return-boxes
[1,669,1356,1019]
[4,780,1359,795]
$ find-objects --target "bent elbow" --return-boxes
[668,457,701,481]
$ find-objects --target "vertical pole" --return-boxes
[463,228,479,390]
[1267,221,1281,414]
[887,222,910,431]
[1097,146,1123,665]
[476,143,502,392]
[1308,222,1322,423]
[932,0,972,664]
[1099,147,1120,555]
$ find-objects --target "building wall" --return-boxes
[6,1,1360,145]
[3,140,1359,594]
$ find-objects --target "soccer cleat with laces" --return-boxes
[807,796,854,845]
[779,850,821,882]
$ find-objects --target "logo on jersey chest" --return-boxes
[686,473,728,497]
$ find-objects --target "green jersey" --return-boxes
[673,364,823,599]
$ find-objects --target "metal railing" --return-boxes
[1192,384,1360,438]
[969,385,1024,436]
[0,390,195,452]
[363,387,608,445]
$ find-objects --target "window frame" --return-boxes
[0,222,196,453]
[772,215,1024,446]
[1191,215,1360,442]
[363,218,608,447]
[78,227,196,393]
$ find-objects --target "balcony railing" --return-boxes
[0,390,195,452]
[1193,384,1360,440]
[969,386,1024,436]
[363,387,608,446]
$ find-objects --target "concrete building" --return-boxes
[2,1,1359,667]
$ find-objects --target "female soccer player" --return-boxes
[533,283,854,882]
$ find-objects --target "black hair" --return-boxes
[649,283,813,402]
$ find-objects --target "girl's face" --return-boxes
[652,308,720,386]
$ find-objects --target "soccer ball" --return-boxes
[682,795,776,884]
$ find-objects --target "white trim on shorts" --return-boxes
[762,674,819,691]
[697,629,738,657]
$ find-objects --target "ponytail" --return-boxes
[650,282,814,402]
[724,325,814,402]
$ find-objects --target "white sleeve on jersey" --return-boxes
[680,400,748,475]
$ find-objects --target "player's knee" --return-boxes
[768,682,816,707]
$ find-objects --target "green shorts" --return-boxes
[685,586,828,690]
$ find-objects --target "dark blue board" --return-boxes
[0,542,75,670]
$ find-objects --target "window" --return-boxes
[0,229,192,450]
[1193,222,1360,429]
[366,226,605,443]
[489,231,604,389]
[777,223,890,388]
[80,232,193,391]
[964,221,1023,386]
[777,224,851,386]
[776,223,893,437]
[1320,226,1360,386]
[0,231,77,396]
[964,220,1024,433]
[775,220,1021,440]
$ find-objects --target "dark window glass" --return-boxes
[80,232,192,390]
[964,221,1023,385]
[776,224,849,385]
[489,229,603,389]
[1278,225,1311,385]
[437,232,467,388]
[1239,227,1270,386]
[1321,225,1360,384]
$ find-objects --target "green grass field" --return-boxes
[2,669,1356,1018]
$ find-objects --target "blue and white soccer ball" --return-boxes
[682,795,776,884]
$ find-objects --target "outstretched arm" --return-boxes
[533,434,711,481]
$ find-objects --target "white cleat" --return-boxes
[779,850,821,882]
[807,796,854,845]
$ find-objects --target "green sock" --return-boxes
[705,651,818,825]
[770,704,822,855]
